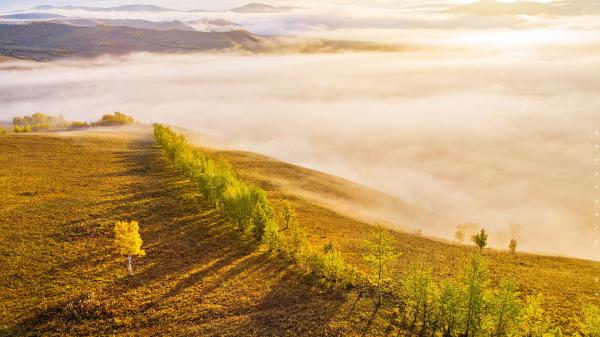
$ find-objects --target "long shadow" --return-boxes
[245,266,347,337]
[361,305,380,337]
[5,137,351,336]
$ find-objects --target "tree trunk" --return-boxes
[127,255,133,276]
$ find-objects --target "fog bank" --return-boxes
[1,47,599,259]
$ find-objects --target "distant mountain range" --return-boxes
[0,22,406,61]
[229,3,298,13]
[0,15,197,31]
[30,3,298,13]
[0,22,260,61]
[33,4,176,12]
[0,13,66,19]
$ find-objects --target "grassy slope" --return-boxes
[0,130,598,335]
[214,149,600,333]
[0,133,374,337]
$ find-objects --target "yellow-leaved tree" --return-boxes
[114,220,145,276]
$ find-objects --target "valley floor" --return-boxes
[0,130,598,335]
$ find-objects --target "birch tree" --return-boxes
[362,224,399,306]
[114,220,145,276]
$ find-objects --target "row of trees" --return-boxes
[9,112,135,133]
[153,124,599,336]
[153,124,357,288]
[364,226,599,337]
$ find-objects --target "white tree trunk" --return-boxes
[127,255,133,276]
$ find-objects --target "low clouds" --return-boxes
[1,44,599,259]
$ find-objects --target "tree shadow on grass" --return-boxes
[4,138,349,336]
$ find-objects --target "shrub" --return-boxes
[287,218,310,260]
[0,127,6,134]
[486,279,521,337]
[61,292,116,321]
[520,294,550,337]
[262,217,281,252]
[13,125,31,133]
[580,304,600,336]
[436,279,463,337]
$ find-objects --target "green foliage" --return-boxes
[520,294,550,337]
[69,121,90,129]
[580,304,600,337]
[460,254,488,337]
[262,217,281,252]
[153,124,279,249]
[281,200,296,229]
[12,112,67,131]
[0,127,6,134]
[402,264,439,334]
[96,111,134,126]
[153,124,358,290]
[287,218,310,260]
[437,279,464,337]
[321,244,353,288]
[486,279,521,337]
[14,125,32,133]
[362,224,399,306]
[472,228,488,253]
[543,328,563,337]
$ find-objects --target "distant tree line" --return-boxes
[10,111,135,133]
[152,124,599,336]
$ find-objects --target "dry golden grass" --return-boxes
[0,129,598,336]
[214,149,600,333]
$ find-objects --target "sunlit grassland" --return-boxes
[0,130,598,336]
[0,133,362,336]
[213,149,600,333]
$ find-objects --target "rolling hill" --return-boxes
[0,22,408,60]
[229,3,298,13]
[32,4,176,12]
[0,126,598,336]
[0,22,260,60]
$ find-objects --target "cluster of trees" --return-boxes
[364,227,599,336]
[153,124,357,288]
[457,226,519,256]
[153,124,599,336]
[96,112,134,126]
[13,112,67,132]
[9,112,135,133]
